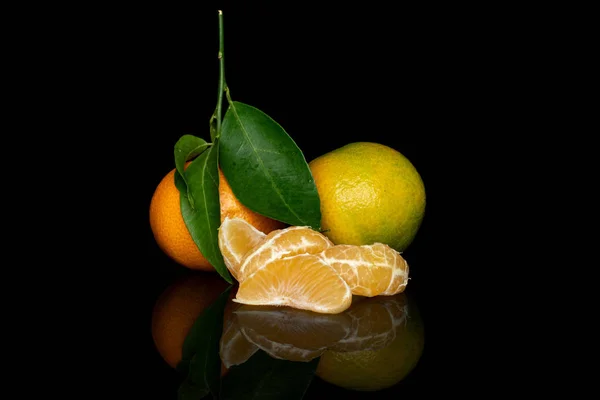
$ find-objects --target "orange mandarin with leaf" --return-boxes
[149,164,285,271]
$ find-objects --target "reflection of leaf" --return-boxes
[180,141,232,283]
[220,101,321,229]
[178,356,209,400]
[221,350,319,400]
[177,285,232,399]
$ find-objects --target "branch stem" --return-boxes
[214,10,226,139]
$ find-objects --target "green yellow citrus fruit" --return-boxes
[308,142,425,252]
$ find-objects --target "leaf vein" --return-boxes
[255,148,283,155]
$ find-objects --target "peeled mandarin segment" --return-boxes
[380,247,409,295]
[234,254,352,314]
[319,243,408,297]
[218,217,266,281]
[237,226,333,281]
[319,245,392,297]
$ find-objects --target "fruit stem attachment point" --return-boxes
[211,10,226,141]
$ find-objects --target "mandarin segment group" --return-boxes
[219,217,410,314]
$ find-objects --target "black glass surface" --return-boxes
[147,270,425,399]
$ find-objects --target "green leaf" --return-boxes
[174,169,188,195]
[180,141,232,283]
[177,285,232,399]
[221,351,319,400]
[174,134,211,184]
[220,101,321,229]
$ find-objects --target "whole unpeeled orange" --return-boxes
[149,165,286,271]
[309,142,425,253]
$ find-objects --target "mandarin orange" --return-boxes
[150,165,285,270]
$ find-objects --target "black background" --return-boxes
[76,1,514,397]
[14,0,580,395]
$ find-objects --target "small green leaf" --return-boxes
[174,169,188,195]
[221,350,319,400]
[180,141,232,283]
[177,285,232,399]
[174,134,211,183]
[220,101,321,229]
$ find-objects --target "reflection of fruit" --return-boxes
[234,254,352,314]
[316,294,424,391]
[309,142,426,253]
[237,225,333,281]
[319,243,409,297]
[218,216,266,281]
[151,272,229,370]
[219,299,259,368]
[234,305,352,362]
[150,166,285,270]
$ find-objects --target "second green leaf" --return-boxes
[220,101,321,230]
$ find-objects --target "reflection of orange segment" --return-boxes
[332,293,409,352]
[319,243,409,297]
[237,226,333,281]
[247,336,325,362]
[218,217,266,281]
[234,305,352,362]
[235,306,351,362]
[219,304,259,368]
[234,254,352,314]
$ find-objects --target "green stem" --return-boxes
[213,10,226,140]
[225,85,233,104]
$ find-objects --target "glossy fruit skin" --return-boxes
[150,166,286,270]
[309,142,425,253]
